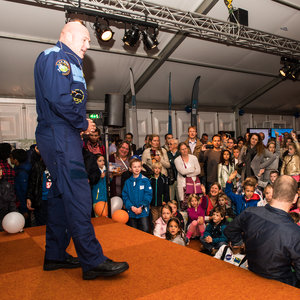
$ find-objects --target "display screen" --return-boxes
[248,128,270,146]
[270,128,293,138]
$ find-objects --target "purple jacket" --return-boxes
[187,202,206,225]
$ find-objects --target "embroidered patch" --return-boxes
[56,59,70,75]
[71,89,84,104]
[225,254,232,261]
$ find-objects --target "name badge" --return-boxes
[140,185,144,190]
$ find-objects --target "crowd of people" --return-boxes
[0,125,300,286]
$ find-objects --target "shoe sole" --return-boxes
[43,263,81,271]
[82,264,129,280]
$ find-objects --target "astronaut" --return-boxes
[34,20,128,280]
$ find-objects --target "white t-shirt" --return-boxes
[214,245,248,270]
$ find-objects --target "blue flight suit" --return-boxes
[34,41,107,272]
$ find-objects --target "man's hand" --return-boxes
[26,199,35,211]
[205,236,212,243]
[84,119,96,134]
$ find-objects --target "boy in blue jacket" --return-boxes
[225,170,260,216]
[122,158,152,232]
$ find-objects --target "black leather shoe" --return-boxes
[83,259,129,280]
[43,255,81,271]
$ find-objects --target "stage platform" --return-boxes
[0,217,299,299]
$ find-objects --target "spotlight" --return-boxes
[291,66,300,81]
[94,20,114,42]
[279,65,290,78]
[123,25,140,47]
[142,28,159,50]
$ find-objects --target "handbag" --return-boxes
[167,167,176,185]
[185,176,202,194]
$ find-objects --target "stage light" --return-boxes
[123,25,140,47]
[279,65,290,77]
[94,20,114,42]
[142,28,159,50]
[291,66,300,81]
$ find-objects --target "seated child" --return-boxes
[200,206,228,255]
[257,184,273,207]
[217,193,235,222]
[186,194,206,244]
[92,154,107,216]
[153,204,172,239]
[225,171,260,216]
[214,244,248,270]
[168,200,184,230]
[122,158,152,233]
[150,162,169,229]
[166,217,186,246]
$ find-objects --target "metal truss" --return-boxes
[29,0,300,58]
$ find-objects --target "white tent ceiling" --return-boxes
[0,0,300,114]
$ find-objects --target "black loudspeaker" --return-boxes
[230,8,248,26]
[104,93,125,127]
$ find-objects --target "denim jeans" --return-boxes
[127,216,149,233]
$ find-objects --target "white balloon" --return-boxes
[110,196,123,215]
[2,212,25,234]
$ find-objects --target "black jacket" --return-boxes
[150,175,170,207]
[0,178,16,230]
[26,159,46,209]
[224,204,300,287]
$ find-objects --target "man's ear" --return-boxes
[65,32,73,43]
[292,193,298,204]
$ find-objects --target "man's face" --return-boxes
[168,141,178,152]
[125,135,132,143]
[188,128,197,140]
[227,139,234,150]
[212,136,221,149]
[202,135,208,144]
[71,26,90,59]
[165,134,173,144]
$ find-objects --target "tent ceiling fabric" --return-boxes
[0,0,299,114]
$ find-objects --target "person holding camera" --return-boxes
[199,134,222,192]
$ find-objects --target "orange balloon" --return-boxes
[112,210,129,224]
[94,201,108,217]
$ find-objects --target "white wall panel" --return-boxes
[0,104,23,141]
[136,109,152,148]
[218,113,235,132]
[25,104,37,140]
[152,110,170,142]
[253,114,267,128]
[281,115,294,129]
[239,113,252,136]
[175,111,191,142]
[198,112,218,139]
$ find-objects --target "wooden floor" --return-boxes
[0,217,299,300]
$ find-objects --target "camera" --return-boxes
[206,144,214,149]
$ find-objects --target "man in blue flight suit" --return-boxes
[34,20,129,280]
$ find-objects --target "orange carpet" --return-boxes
[0,217,299,300]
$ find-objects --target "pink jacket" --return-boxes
[153,217,167,239]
